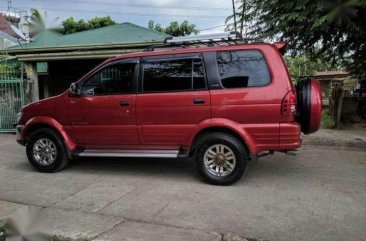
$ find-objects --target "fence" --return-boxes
[0,68,24,133]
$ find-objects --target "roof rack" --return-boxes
[143,31,262,52]
[164,31,243,44]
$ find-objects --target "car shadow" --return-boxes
[244,153,313,184]
[67,156,198,180]
[11,153,304,185]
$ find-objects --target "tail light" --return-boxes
[281,91,296,116]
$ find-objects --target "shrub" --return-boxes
[321,108,335,128]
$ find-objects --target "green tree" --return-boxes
[148,20,165,33]
[285,55,336,82]
[62,16,116,34]
[25,8,59,37]
[226,0,253,36]
[148,20,199,36]
[228,0,366,79]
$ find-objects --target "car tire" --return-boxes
[194,133,248,185]
[26,128,70,172]
[296,78,322,134]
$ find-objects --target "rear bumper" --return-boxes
[279,122,302,150]
[16,125,26,146]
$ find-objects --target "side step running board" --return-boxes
[76,149,183,158]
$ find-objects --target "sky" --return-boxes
[0,0,233,33]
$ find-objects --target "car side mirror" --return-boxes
[69,82,81,96]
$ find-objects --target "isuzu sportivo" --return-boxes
[16,32,322,185]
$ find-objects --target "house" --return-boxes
[309,70,366,121]
[7,22,168,103]
[309,71,358,106]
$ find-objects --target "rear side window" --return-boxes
[216,50,270,88]
[142,58,206,92]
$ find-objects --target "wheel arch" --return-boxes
[23,117,77,153]
[189,122,256,158]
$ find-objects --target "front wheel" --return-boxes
[194,133,248,185]
[26,128,70,172]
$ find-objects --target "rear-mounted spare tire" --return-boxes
[296,78,322,134]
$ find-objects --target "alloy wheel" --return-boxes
[203,144,236,177]
[32,138,58,166]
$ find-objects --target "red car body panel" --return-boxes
[136,90,211,148]
[23,116,77,151]
[20,93,77,151]
[68,94,140,147]
[309,79,322,134]
[17,42,319,156]
[279,123,301,149]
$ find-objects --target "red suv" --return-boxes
[15,33,322,185]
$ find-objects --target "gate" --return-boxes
[0,69,24,133]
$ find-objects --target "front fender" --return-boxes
[23,117,77,151]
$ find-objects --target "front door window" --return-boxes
[80,63,135,95]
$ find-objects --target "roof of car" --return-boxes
[76,41,280,85]
[110,42,276,62]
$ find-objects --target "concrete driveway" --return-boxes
[0,134,365,241]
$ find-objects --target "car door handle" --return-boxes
[119,101,130,107]
[193,98,205,104]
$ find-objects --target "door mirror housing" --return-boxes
[69,82,81,96]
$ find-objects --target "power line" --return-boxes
[15,6,228,19]
[199,24,226,31]
[47,9,227,19]
[30,0,230,12]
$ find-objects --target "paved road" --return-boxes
[0,134,365,241]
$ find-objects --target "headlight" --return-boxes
[16,112,23,124]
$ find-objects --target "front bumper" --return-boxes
[15,125,26,146]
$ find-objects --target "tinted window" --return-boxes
[81,63,135,95]
[143,58,205,92]
[217,50,270,88]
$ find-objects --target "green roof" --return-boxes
[9,22,168,51]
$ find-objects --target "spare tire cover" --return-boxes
[296,78,322,134]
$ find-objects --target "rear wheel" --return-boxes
[194,133,248,185]
[26,128,69,172]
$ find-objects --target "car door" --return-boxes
[208,49,281,151]
[136,53,210,149]
[68,58,140,148]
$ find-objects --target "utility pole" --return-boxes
[240,0,246,36]
[231,0,237,32]
[7,0,12,10]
